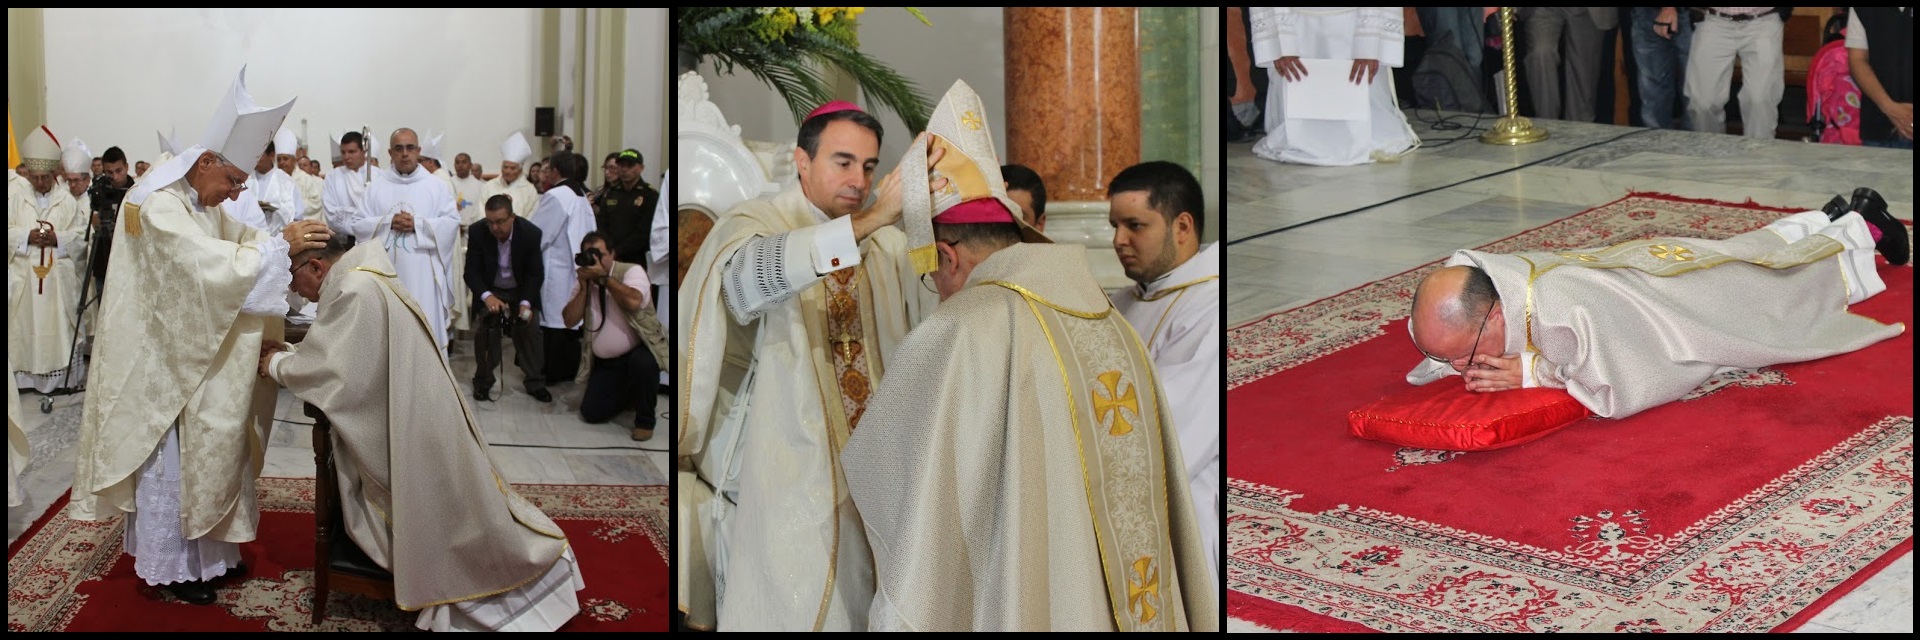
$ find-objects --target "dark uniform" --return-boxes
[593,178,659,264]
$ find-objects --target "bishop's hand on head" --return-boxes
[283,219,331,256]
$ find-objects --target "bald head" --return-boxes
[389,128,420,175]
[1410,265,1503,365]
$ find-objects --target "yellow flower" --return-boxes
[848,7,865,18]
[819,7,839,24]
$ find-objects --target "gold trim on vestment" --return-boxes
[122,201,144,236]
[909,244,937,275]
[1132,275,1218,302]
[1021,297,1127,631]
[397,541,573,611]
[1144,289,1187,351]
[978,280,1111,319]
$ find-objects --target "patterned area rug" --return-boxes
[7,478,668,631]
[1226,193,1914,632]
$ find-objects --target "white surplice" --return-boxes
[1250,7,1419,166]
[528,186,597,330]
[321,162,372,236]
[346,165,461,352]
[1110,241,1222,585]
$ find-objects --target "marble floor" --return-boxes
[1225,113,1914,633]
[8,338,669,547]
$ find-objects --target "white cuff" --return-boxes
[1824,212,1887,304]
[482,291,497,303]
[810,214,862,275]
[53,238,69,260]
[1520,352,1539,389]
[267,350,295,384]
[241,236,295,316]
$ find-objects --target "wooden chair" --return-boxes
[306,401,396,626]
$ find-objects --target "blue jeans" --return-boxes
[1863,137,1914,149]
[1630,7,1693,130]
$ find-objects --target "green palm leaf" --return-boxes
[678,8,934,134]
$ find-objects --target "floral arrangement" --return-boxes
[679,7,935,132]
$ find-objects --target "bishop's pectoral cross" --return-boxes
[830,332,860,361]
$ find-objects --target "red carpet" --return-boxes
[8,478,668,631]
[1226,193,1914,633]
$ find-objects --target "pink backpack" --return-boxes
[1808,38,1863,145]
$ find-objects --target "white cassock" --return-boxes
[1250,7,1418,166]
[450,172,488,333]
[8,186,88,393]
[292,168,325,222]
[483,176,539,220]
[346,165,461,352]
[528,186,596,330]
[321,162,373,236]
[647,172,671,385]
[1110,241,1222,585]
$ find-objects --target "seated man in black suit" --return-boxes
[464,194,550,402]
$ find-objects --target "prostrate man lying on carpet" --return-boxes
[260,234,585,631]
[1407,188,1909,418]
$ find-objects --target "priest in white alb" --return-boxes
[677,100,938,631]
[68,67,333,606]
[528,152,598,389]
[226,128,303,233]
[9,125,89,393]
[280,128,324,221]
[1250,7,1418,166]
[1105,161,1222,585]
[450,151,487,335]
[342,128,461,353]
[484,132,539,220]
[264,235,584,631]
[322,130,374,236]
[842,80,1217,631]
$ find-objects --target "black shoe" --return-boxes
[164,580,217,605]
[473,388,492,402]
[530,388,553,403]
[1849,187,1909,266]
[1821,194,1851,222]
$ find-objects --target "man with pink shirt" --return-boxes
[562,231,659,441]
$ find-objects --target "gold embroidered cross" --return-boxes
[1648,244,1694,261]
[961,110,983,131]
[1128,555,1159,624]
[831,332,860,361]
[1092,370,1138,436]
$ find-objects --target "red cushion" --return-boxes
[1347,382,1593,451]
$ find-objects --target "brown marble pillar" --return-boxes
[1004,7,1140,202]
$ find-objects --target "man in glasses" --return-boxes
[1407,190,1907,418]
[335,127,462,355]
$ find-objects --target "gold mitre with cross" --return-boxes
[901,79,1050,275]
[198,65,296,165]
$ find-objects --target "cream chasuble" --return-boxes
[268,243,581,630]
[844,243,1218,631]
[293,167,325,221]
[529,186,597,329]
[483,176,539,220]
[1110,241,1222,585]
[1407,211,1905,418]
[70,174,290,544]
[678,185,929,631]
[350,165,461,352]
[8,186,88,392]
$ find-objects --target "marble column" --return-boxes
[1004,7,1140,203]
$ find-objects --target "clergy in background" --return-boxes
[343,128,461,353]
[264,235,584,631]
[842,80,1218,632]
[1106,161,1221,585]
[484,132,539,220]
[677,101,938,631]
[1250,7,1418,166]
[239,131,304,232]
[9,126,88,394]
[450,151,487,336]
[423,132,457,195]
[528,152,597,388]
[321,130,373,235]
[279,128,324,221]
[69,68,333,605]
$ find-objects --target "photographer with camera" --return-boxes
[85,147,136,294]
[561,232,664,441]
[464,194,548,402]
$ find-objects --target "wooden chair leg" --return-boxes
[309,402,332,627]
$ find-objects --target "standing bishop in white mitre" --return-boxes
[69,67,334,605]
[1105,161,1222,586]
[343,127,461,353]
[321,129,375,236]
[9,126,89,393]
[422,131,458,196]
[279,128,324,221]
[1250,7,1418,166]
[484,132,540,220]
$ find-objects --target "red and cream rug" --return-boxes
[1226,193,1914,632]
[7,478,668,631]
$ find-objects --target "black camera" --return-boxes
[87,175,133,284]
[575,247,603,268]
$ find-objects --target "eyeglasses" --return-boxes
[391,144,419,152]
[1418,302,1495,372]
[920,273,937,294]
